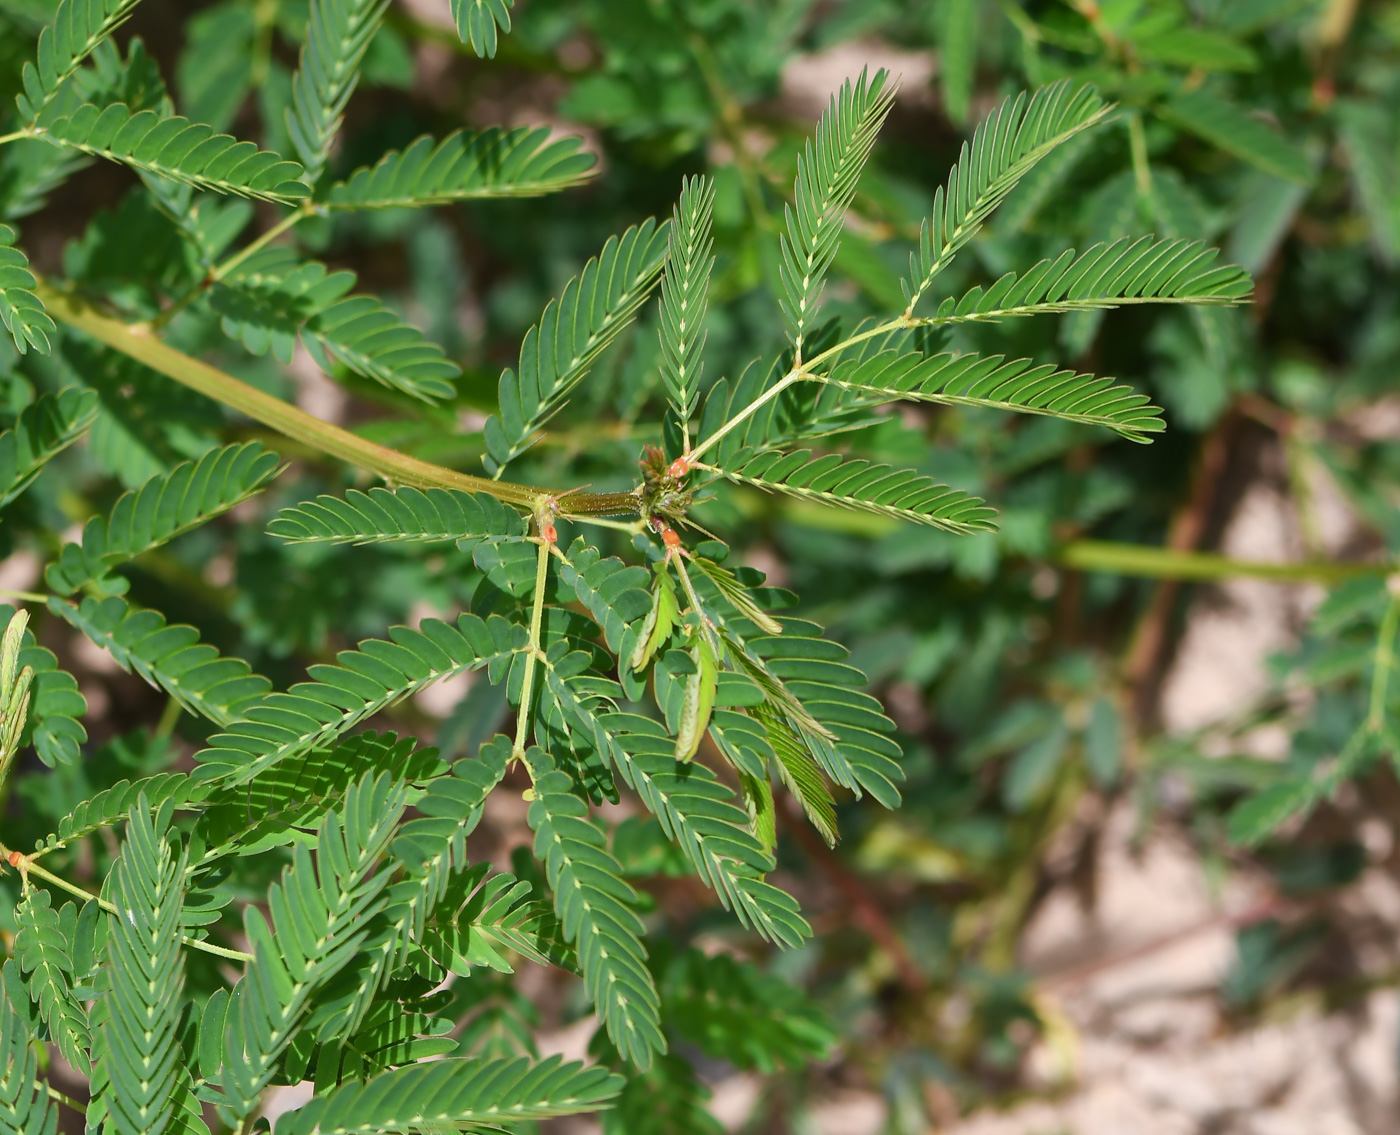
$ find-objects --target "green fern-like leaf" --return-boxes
[557,543,653,667]
[286,0,388,185]
[450,0,514,58]
[705,447,996,533]
[387,735,511,961]
[50,595,271,726]
[196,732,440,857]
[779,67,895,361]
[661,948,837,1073]
[0,223,56,355]
[44,442,282,595]
[13,891,92,1076]
[191,614,517,786]
[37,772,193,853]
[221,773,406,1118]
[36,104,310,202]
[326,126,595,210]
[275,1054,619,1135]
[0,961,57,1135]
[418,861,572,975]
[268,486,527,546]
[15,0,142,121]
[212,249,461,402]
[811,347,1164,442]
[929,236,1252,326]
[657,175,715,438]
[97,799,186,1135]
[0,388,99,506]
[483,219,669,474]
[1159,88,1311,184]
[523,748,666,1069]
[902,80,1112,311]
[601,714,810,946]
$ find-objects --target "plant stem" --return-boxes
[1368,588,1400,729]
[513,536,552,761]
[686,317,909,464]
[35,281,604,511]
[46,1085,86,1114]
[213,205,315,281]
[0,129,30,147]
[1061,539,1389,584]
[2,846,255,963]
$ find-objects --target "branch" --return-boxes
[34,282,630,514]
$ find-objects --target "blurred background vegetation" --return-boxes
[3,0,1400,1130]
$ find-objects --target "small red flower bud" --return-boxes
[667,457,690,479]
[542,524,558,545]
[662,527,682,549]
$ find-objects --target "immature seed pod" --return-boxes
[674,637,718,762]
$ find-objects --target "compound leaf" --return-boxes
[326,126,594,210]
[45,443,283,596]
[451,0,514,58]
[0,388,99,506]
[0,223,55,355]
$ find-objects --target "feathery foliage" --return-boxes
[213,249,461,402]
[191,614,516,785]
[779,68,895,362]
[45,443,282,595]
[275,1054,618,1135]
[286,0,388,186]
[0,223,54,355]
[484,219,668,472]
[0,388,98,506]
[221,774,406,1117]
[35,104,310,202]
[326,126,595,210]
[902,80,1112,311]
[268,486,527,546]
[524,749,666,1069]
[14,0,142,121]
[0,963,56,1135]
[927,236,1253,324]
[657,175,715,441]
[0,5,1284,1124]
[706,447,997,532]
[13,890,91,1076]
[811,348,1165,441]
[451,0,514,59]
[95,801,186,1135]
[49,595,272,726]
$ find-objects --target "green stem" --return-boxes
[1368,588,1400,729]
[0,129,30,147]
[513,535,552,761]
[0,589,48,603]
[1061,539,1392,584]
[46,1085,86,1114]
[1126,111,1152,195]
[687,317,907,464]
[213,205,315,282]
[34,281,593,510]
[4,848,255,963]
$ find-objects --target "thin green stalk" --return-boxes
[0,129,28,147]
[46,1085,86,1114]
[3,847,255,963]
[34,281,606,512]
[0,589,48,604]
[686,317,908,463]
[213,205,315,281]
[1061,540,1392,584]
[513,536,552,761]
[1368,588,1400,729]
[1127,111,1152,195]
